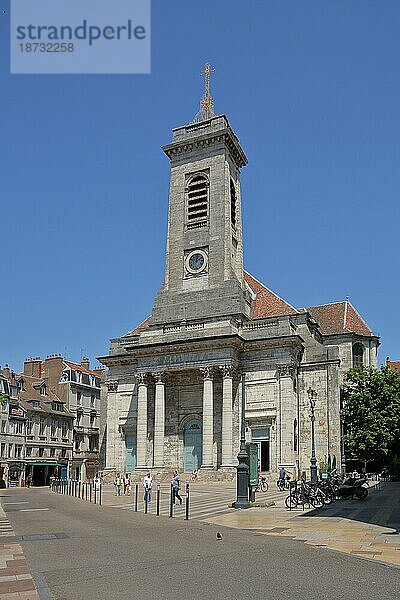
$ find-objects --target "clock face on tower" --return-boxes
[185,249,208,276]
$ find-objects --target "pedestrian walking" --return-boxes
[114,473,122,496]
[123,473,130,495]
[125,474,131,495]
[25,475,32,488]
[171,470,182,505]
[143,472,153,503]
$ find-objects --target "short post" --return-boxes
[94,483,97,505]
[134,484,138,512]
[185,481,190,520]
[78,481,81,498]
[156,483,160,516]
[169,484,174,518]
[85,482,88,501]
[89,482,92,503]
[99,483,102,506]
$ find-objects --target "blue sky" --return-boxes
[1,0,399,371]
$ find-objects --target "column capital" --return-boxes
[152,371,165,384]
[136,372,148,386]
[200,366,214,380]
[219,364,235,379]
[106,380,118,392]
[276,364,296,379]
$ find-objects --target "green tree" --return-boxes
[341,366,400,468]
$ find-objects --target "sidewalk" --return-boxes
[0,504,39,599]
[205,482,400,568]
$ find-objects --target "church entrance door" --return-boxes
[125,434,136,474]
[183,420,202,473]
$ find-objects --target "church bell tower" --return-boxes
[152,65,251,325]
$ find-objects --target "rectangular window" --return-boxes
[15,445,22,458]
[77,391,82,406]
[1,420,6,433]
[39,418,46,436]
[38,447,44,457]
[8,444,13,458]
[90,394,95,407]
[51,419,57,437]
[26,418,33,435]
[61,421,68,438]
[16,421,24,435]
[0,443,5,457]
[26,446,32,457]
[50,447,55,457]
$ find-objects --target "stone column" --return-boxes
[136,373,148,469]
[201,367,214,468]
[104,380,119,472]
[153,372,165,468]
[220,365,234,466]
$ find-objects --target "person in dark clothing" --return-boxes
[171,470,182,505]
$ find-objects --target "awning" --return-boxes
[29,461,59,466]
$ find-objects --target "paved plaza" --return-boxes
[0,481,399,599]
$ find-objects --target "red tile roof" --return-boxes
[308,301,373,337]
[124,316,153,337]
[244,272,298,319]
[386,358,400,371]
[63,361,102,377]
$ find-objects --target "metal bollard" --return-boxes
[185,482,190,520]
[156,483,160,516]
[90,482,92,503]
[134,483,138,512]
[99,483,102,506]
[169,484,174,518]
[94,484,97,505]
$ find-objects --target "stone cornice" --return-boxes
[162,127,247,169]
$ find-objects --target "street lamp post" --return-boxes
[234,373,250,509]
[340,410,346,476]
[307,387,318,483]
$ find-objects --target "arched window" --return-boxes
[353,343,364,368]
[187,175,208,224]
[230,179,237,228]
[293,418,298,452]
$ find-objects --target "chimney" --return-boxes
[81,357,90,371]
[23,357,42,378]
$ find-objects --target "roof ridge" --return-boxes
[345,300,373,335]
[308,300,346,309]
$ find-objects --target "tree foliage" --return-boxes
[341,366,400,463]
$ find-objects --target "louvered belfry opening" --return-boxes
[187,174,208,224]
[230,178,237,228]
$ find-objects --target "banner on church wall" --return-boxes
[10,0,151,74]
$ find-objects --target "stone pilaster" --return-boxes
[201,367,214,468]
[153,372,165,467]
[136,373,148,469]
[277,364,297,469]
[220,365,234,466]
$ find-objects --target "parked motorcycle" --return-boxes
[337,476,368,500]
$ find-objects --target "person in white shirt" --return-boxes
[143,472,153,503]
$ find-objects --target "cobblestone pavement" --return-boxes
[205,481,400,568]
[0,503,39,599]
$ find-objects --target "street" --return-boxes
[1,487,399,600]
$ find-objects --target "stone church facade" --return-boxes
[99,110,379,481]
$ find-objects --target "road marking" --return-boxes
[3,501,29,504]
[19,508,50,512]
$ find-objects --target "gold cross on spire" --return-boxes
[193,63,216,122]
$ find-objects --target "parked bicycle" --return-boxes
[277,473,291,491]
[255,473,268,492]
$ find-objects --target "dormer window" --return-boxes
[187,174,209,226]
[17,377,24,393]
[40,383,46,396]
